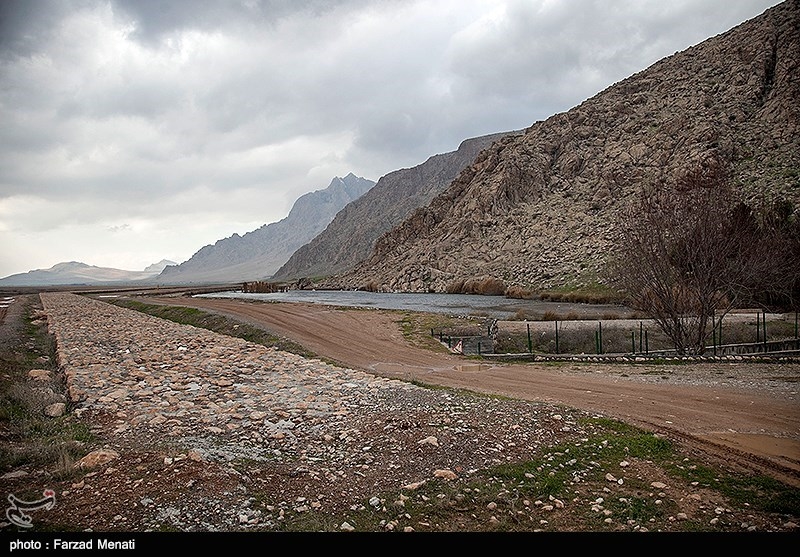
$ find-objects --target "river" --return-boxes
[194,289,635,320]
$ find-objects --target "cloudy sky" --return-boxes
[0,0,783,278]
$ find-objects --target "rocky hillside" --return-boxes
[158,173,374,284]
[272,131,520,282]
[324,0,799,294]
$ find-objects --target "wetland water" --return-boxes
[195,289,635,320]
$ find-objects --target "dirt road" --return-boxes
[138,295,800,487]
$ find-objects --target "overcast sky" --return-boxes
[0,0,783,278]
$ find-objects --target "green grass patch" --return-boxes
[269,416,800,532]
[667,461,800,516]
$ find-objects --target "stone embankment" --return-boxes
[35,292,594,531]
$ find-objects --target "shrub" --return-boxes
[446,279,466,294]
[360,280,380,292]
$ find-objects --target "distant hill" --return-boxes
[272,131,521,282]
[324,0,799,293]
[0,260,176,287]
[157,173,375,284]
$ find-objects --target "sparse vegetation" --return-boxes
[105,298,317,358]
[396,311,482,352]
[446,276,507,296]
[268,416,800,532]
[492,314,799,356]
[0,295,96,480]
[1,291,797,532]
[534,283,624,305]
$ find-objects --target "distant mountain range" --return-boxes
[0,173,374,288]
[4,2,796,294]
[156,173,375,284]
[0,260,176,287]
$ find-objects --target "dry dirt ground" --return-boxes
[140,295,800,489]
[1,290,799,543]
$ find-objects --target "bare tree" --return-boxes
[610,160,798,355]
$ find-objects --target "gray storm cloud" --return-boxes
[0,0,783,276]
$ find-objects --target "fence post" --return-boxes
[645,330,649,354]
[639,322,643,353]
[756,312,761,343]
[599,322,603,354]
[763,310,767,352]
[712,315,717,356]
[631,332,635,354]
[527,323,532,353]
[555,321,560,354]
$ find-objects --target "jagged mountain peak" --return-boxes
[272,130,522,282]
[157,173,375,284]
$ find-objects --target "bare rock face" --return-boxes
[328,0,799,293]
[272,131,521,282]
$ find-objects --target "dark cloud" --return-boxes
[0,0,74,56]
[110,0,377,43]
[0,0,785,277]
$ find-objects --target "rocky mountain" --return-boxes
[0,260,176,287]
[322,0,799,294]
[157,173,375,284]
[272,131,521,282]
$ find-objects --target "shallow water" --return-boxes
[194,289,633,320]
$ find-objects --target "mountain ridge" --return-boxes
[157,173,375,284]
[320,0,799,294]
[272,131,522,282]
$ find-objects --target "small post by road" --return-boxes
[555,321,560,354]
[639,322,643,353]
[756,312,761,343]
[527,323,532,353]
[595,322,603,355]
[712,315,717,356]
